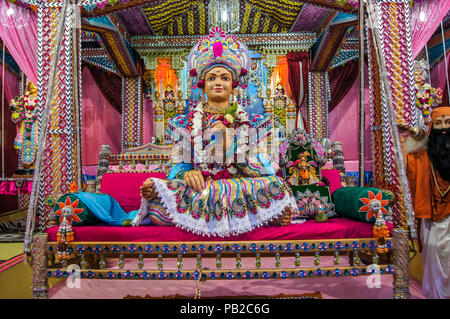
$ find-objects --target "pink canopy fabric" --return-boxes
[82,66,122,165]
[0,0,37,84]
[329,66,372,164]
[0,65,20,176]
[0,65,19,103]
[431,50,450,104]
[411,0,450,59]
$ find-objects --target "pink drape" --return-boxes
[411,0,450,59]
[0,65,20,177]
[329,65,372,168]
[431,50,450,104]
[0,0,37,84]
[82,67,121,165]
[0,64,19,102]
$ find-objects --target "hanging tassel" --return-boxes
[54,197,83,261]
[373,209,389,254]
[56,216,74,260]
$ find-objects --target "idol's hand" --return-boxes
[183,170,206,192]
[211,120,227,132]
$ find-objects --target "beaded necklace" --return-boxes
[431,164,450,202]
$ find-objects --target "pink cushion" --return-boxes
[100,172,166,212]
[320,169,342,194]
[46,218,393,242]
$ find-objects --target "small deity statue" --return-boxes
[9,81,39,170]
[287,151,319,186]
[414,60,443,127]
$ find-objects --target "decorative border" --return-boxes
[132,32,316,54]
[82,24,139,77]
[47,265,394,280]
[46,238,393,255]
[109,154,170,161]
[331,49,358,69]
[45,238,393,280]
[310,20,356,71]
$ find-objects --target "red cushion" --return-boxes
[46,218,393,242]
[320,169,342,194]
[100,172,166,212]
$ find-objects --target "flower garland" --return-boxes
[191,101,250,177]
[415,83,436,125]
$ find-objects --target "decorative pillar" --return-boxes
[31,233,48,299]
[366,0,416,299]
[171,55,186,115]
[374,0,416,127]
[367,0,414,230]
[95,144,111,193]
[121,76,143,150]
[286,97,297,135]
[308,71,330,139]
[367,23,389,191]
[264,54,277,99]
[392,229,411,299]
[153,93,164,142]
[35,1,81,231]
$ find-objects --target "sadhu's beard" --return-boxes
[427,127,450,182]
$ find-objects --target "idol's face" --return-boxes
[432,115,450,130]
[413,70,424,84]
[203,66,233,104]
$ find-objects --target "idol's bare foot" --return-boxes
[269,206,294,226]
[140,178,159,202]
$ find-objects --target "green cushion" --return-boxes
[291,185,336,219]
[332,187,391,223]
[53,193,101,226]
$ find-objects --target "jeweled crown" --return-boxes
[187,27,251,89]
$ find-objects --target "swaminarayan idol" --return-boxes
[131,27,299,237]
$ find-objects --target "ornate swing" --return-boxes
[20,0,417,299]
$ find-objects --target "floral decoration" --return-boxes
[359,191,389,222]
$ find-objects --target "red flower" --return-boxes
[54,197,84,224]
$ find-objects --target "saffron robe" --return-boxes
[407,149,450,221]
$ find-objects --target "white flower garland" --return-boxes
[191,101,250,176]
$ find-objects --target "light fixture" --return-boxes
[208,0,240,34]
